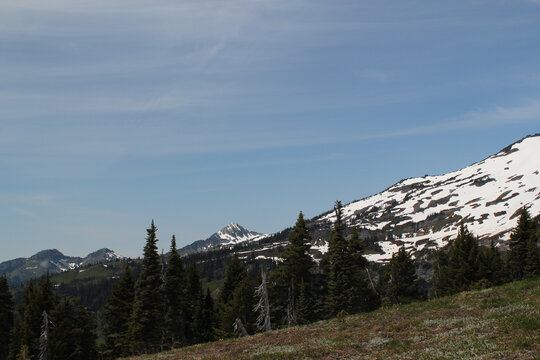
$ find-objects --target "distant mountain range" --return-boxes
[0,248,122,285]
[3,135,539,285]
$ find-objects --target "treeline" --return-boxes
[0,206,538,359]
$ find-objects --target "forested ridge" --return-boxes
[0,205,538,359]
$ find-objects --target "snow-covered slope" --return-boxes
[315,135,540,262]
[179,223,268,254]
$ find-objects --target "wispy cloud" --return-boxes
[1,99,539,158]
[0,192,57,205]
[338,99,540,142]
[356,69,390,82]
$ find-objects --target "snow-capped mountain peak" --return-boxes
[215,223,263,243]
[179,223,268,254]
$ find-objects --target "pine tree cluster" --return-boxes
[4,273,97,360]
[103,221,216,358]
[433,207,539,297]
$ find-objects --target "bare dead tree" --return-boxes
[365,266,379,297]
[233,318,248,337]
[160,248,166,285]
[39,311,50,360]
[254,268,272,331]
[285,279,295,326]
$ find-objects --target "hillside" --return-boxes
[124,278,540,360]
[312,134,540,262]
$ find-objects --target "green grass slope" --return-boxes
[124,278,539,360]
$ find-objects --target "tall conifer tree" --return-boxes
[164,235,187,348]
[0,275,14,359]
[219,255,255,336]
[219,254,246,305]
[185,262,203,344]
[231,276,256,335]
[509,208,538,280]
[49,296,98,360]
[270,212,315,325]
[295,280,314,325]
[129,220,164,354]
[103,265,134,358]
[281,212,315,292]
[325,202,379,316]
[431,224,503,296]
[524,235,540,277]
[326,201,349,315]
[476,240,506,286]
[382,247,421,304]
[194,288,216,343]
[16,274,57,360]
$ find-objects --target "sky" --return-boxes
[1,0,540,261]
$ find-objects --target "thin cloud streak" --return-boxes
[340,100,540,144]
[1,99,538,158]
[0,192,57,205]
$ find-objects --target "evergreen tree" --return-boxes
[270,212,316,325]
[219,255,255,336]
[230,276,256,334]
[325,201,379,316]
[281,212,315,293]
[219,254,246,305]
[476,240,506,286]
[508,207,536,280]
[295,280,314,325]
[49,296,97,360]
[185,262,203,344]
[326,201,349,315]
[431,224,504,296]
[194,289,216,343]
[524,235,540,277]
[348,227,368,269]
[432,248,452,297]
[164,235,188,348]
[382,247,421,304]
[129,220,164,354]
[7,318,24,360]
[448,223,479,292]
[0,275,14,359]
[14,274,57,360]
[103,265,134,358]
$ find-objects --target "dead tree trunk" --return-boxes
[365,266,379,297]
[39,310,50,360]
[233,318,249,337]
[254,268,272,331]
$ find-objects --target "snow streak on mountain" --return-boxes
[315,135,540,262]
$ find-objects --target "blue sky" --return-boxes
[1,0,540,261]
